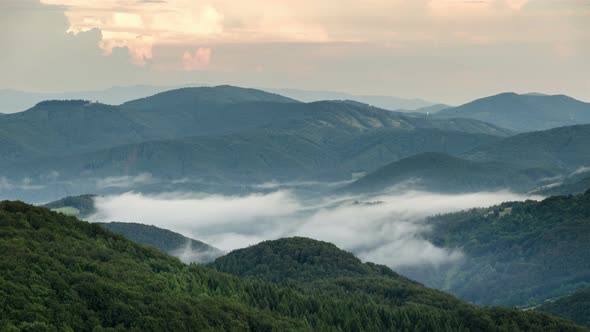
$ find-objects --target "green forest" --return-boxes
[420,190,590,307]
[0,201,586,331]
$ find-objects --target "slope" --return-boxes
[537,288,590,327]
[345,152,556,194]
[463,124,590,172]
[44,194,97,219]
[43,195,223,263]
[0,87,509,166]
[403,191,590,307]
[535,176,590,196]
[210,237,403,283]
[97,222,223,263]
[437,92,590,132]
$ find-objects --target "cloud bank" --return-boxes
[90,189,541,269]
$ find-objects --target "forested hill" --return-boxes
[209,237,404,283]
[406,190,590,307]
[0,201,585,331]
[97,222,223,263]
[44,194,97,219]
[43,195,223,263]
[537,288,590,327]
[462,124,590,172]
[344,152,555,194]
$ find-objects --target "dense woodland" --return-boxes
[413,190,590,307]
[0,202,586,331]
[538,288,590,327]
[97,222,223,263]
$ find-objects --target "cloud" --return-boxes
[2,0,588,104]
[182,48,212,71]
[170,239,224,263]
[0,177,45,191]
[96,173,154,189]
[572,166,590,176]
[89,189,541,269]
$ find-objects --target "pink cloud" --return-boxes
[182,47,212,71]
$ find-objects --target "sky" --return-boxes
[0,0,588,104]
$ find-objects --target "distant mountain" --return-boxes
[0,127,509,204]
[0,100,156,163]
[0,87,514,201]
[410,103,451,114]
[437,92,590,132]
[537,288,590,327]
[463,124,590,172]
[402,191,590,307]
[534,176,590,196]
[43,195,222,262]
[345,152,556,194]
[265,87,441,111]
[97,222,223,263]
[0,85,442,114]
[0,86,503,166]
[2,202,582,331]
[44,194,97,218]
[0,85,177,114]
[0,86,300,164]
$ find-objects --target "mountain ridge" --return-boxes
[437,92,590,132]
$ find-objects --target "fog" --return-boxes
[90,189,541,269]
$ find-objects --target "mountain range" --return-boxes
[0,86,516,202]
[0,85,443,114]
[1,85,590,203]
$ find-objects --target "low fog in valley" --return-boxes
[88,188,542,269]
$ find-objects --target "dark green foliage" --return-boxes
[411,191,590,307]
[97,222,223,263]
[0,202,584,331]
[437,92,590,132]
[210,237,404,283]
[346,152,556,194]
[537,288,590,327]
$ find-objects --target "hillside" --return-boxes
[122,85,298,110]
[1,97,513,202]
[210,237,403,283]
[402,191,590,307]
[0,100,155,163]
[535,176,590,196]
[463,124,590,172]
[44,194,97,219]
[43,195,222,263]
[0,87,300,164]
[0,86,509,172]
[537,288,590,327]
[437,92,590,132]
[0,202,585,331]
[98,222,223,263]
[345,152,555,194]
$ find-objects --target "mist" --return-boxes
[89,189,542,269]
